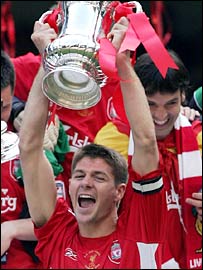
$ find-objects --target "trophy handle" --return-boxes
[127,1,143,13]
[39,10,53,23]
[111,1,143,25]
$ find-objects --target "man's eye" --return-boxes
[74,175,84,180]
[148,102,156,107]
[167,101,177,107]
[95,176,105,182]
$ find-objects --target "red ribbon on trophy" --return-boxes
[99,3,178,80]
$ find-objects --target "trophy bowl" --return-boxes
[41,1,111,110]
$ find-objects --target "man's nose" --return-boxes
[81,175,94,187]
[154,107,168,120]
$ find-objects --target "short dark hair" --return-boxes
[1,50,15,93]
[71,143,128,186]
[134,50,191,97]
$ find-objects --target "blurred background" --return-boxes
[1,1,202,101]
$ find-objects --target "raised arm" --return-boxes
[19,22,58,227]
[109,17,159,175]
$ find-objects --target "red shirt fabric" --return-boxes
[1,157,42,269]
[11,53,41,101]
[157,126,202,269]
[1,158,25,222]
[34,166,167,269]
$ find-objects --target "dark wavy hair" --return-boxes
[1,50,15,93]
[134,50,191,98]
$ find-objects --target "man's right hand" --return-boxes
[31,21,58,55]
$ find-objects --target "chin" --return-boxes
[76,211,92,223]
[156,126,173,141]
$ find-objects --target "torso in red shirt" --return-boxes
[34,165,167,269]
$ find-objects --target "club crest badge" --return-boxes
[110,242,121,261]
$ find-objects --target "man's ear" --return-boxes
[116,184,126,202]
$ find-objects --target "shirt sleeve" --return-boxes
[33,198,77,267]
[119,161,167,244]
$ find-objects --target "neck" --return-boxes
[78,213,118,238]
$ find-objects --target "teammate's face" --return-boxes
[147,90,182,140]
[69,157,124,235]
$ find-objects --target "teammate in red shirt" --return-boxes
[95,51,202,269]
[1,129,41,269]
[1,50,41,269]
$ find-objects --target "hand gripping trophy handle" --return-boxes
[39,1,143,110]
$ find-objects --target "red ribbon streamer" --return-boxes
[127,12,178,77]
[98,10,179,80]
[43,7,61,34]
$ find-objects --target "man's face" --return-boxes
[1,86,12,123]
[69,157,125,227]
[147,90,182,140]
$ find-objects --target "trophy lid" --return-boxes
[1,124,19,164]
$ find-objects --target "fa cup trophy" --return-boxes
[40,1,142,109]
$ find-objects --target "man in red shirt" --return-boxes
[19,17,167,269]
[95,50,202,269]
[1,50,41,269]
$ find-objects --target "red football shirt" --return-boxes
[1,157,41,269]
[34,166,167,269]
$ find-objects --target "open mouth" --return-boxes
[154,118,169,127]
[78,194,96,208]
